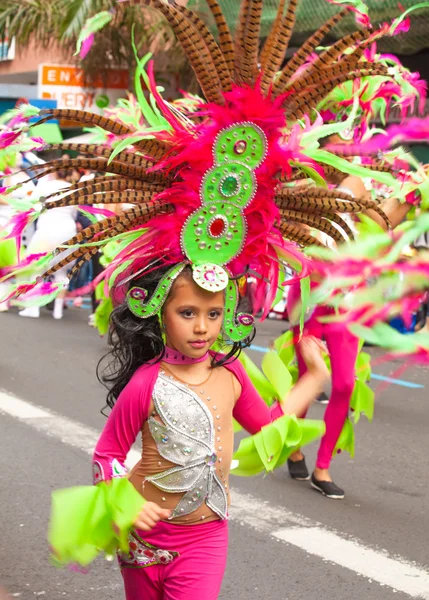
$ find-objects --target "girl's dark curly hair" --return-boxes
[97,264,255,410]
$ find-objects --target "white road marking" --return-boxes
[1,390,429,599]
[273,527,429,599]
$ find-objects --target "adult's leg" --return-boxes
[292,308,325,419]
[288,307,324,472]
[315,325,360,471]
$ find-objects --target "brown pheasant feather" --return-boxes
[234,0,252,84]
[63,201,171,246]
[276,193,363,214]
[45,188,166,210]
[286,65,389,120]
[241,0,263,84]
[260,0,299,93]
[205,0,235,76]
[280,9,348,83]
[167,0,232,91]
[48,143,155,168]
[26,157,168,183]
[305,29,371,73]
[43,205,172,279]
[259,0,286,71]
[279,222,325,247]
[149,0,224,104]
[37,109,133,137]
[276,186,356,202]
[280,208,346,243]
[284,59,359,96]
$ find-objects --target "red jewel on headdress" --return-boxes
[209,218,226,237]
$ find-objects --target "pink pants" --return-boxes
[288,283,359,469]
[121,520,228,600]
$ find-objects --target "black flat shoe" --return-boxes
[316,391,329,405]
[311,473,345,499]
[287,457,310,481]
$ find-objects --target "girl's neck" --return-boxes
[163,345,209,365]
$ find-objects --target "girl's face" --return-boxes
[162,274,224,358]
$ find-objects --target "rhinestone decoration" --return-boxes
[126,264,185,319]
[200,163,255,209]
[237,313,255,326]
[129,287,147,300]
[234,140,247,154]
[118,532,179,569]
[92,461,104,485]
[146,373,228,521]
[192,263,229,292]
[204,270,216,282]
[219,174,240,197]
[206,452,217,466]
[214,122,267,169]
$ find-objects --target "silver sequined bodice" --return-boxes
[145,372,228,520]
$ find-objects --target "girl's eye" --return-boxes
[209,310,222,319]
[180,309,194,318]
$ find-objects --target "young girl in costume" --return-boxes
[86,262,329,599]
[3,1,427,592]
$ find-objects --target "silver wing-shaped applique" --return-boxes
[145,373,227,520]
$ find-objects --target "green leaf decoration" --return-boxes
[231,416,324,477]
[131,37,171,132]
[94,297,113,336]
[299,276,311,333]
[262,351,293,401]
[333,417,355,458]
[273,330,295,366]
[231,437,263,477]
[108,135,154,164]
[238,351,277,403]
[288,365,299,384]
[307,148,401,191]
[49,478,144,567]
[291,162,328,188]
[350,379,374,425]
[75,11,113,57]
[273,267,287,307]
[355,351,371,382]
[388,2,429,35]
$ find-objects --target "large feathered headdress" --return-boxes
[3,0,425,341]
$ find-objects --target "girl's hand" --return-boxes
[298,335,330,379]
[134,501,172,532]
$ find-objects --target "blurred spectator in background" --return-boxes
[19,167,77,320]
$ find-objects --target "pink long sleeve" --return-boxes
[228,359,284,435]
[92,364,157,483]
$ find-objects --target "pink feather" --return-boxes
[0,131,20,149]
[80,34,95,59]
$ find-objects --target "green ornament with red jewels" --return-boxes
[127,121,268,343]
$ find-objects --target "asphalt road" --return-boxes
[0,304,428,600]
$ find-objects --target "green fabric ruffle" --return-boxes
[49,478,145,568]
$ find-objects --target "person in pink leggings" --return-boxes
[287,277,359,499]
[286,174,411,499]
